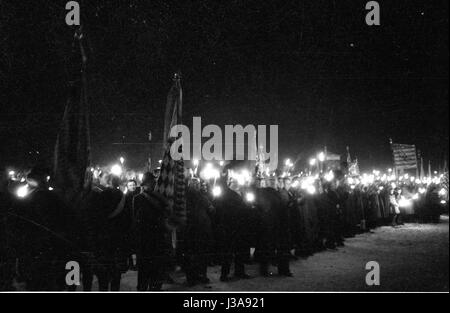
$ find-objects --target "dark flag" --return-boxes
[53,29,91,204]
[155,74,186,228]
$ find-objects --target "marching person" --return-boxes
[133,172,171,291]
[277,177,294,275]
[0,171,13,291]
[389,188,402,227]
[124,179,140,271]
[318,181,343,249]
[183,177,215,286]
[10,166,71,291]
[91,174,128,291]
[213,176,251,282]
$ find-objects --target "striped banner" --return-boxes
[155,74,186,229]
[392,143,417,170]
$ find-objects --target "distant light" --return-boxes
[419,187,426,194]
[318,152,325,162]
[158,159,162,164]
[399,197,412,208]
[212,186,222,197]
[138,173,144,181]
[200,163,220,181]
[120,157,125,164]
[388,168,392,173]
[324,170,334,182]
[17,184,29,198]
[48,187,54,191]
[46,176,50,182]
[241,169,251,180]
[219,161,224,166]
[111,164,123,176]
[439,188,447,196]
[306,185,316,195]
[285,159,293,168]
[8,171,15,177]
[441,200,447,205]
[361,174,375,185]
[309,158,317,166]
[245,192,255,202]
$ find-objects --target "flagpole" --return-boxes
[389,138,397,178]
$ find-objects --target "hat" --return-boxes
[141,172,157,186]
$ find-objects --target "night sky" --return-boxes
[1,0,448,171]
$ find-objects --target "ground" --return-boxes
[97,216,449,292]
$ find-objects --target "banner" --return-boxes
[155,74,186,228]
[391,143,417,170]
[53,30,91,204]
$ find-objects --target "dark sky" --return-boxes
[1,0,448,171]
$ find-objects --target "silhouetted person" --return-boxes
[133,173,171,291]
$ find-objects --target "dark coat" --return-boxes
[133,190,171,259]
[12,188,70,258]
[91,187,125,256]
[213,187,252,251]
[183,187,215,254]
[0,189,13,290]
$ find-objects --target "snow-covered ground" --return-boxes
[96,216,449,292]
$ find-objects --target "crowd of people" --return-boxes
[0,164,447,291]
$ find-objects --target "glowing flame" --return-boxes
[245,192,255,202]
[212,186,222,197]
[111,164,123,176]
[399,197,412,208]
[16,184,29,198]
[324,171,334,182]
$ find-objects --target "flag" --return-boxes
[162,73,182,144]
[326,152,341,161]
[155,74,186,228]
[53,30,91,204]
[391,142,418,170]
[349,157,360,176]
[442,172,449,202]
[346,146,352,164]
